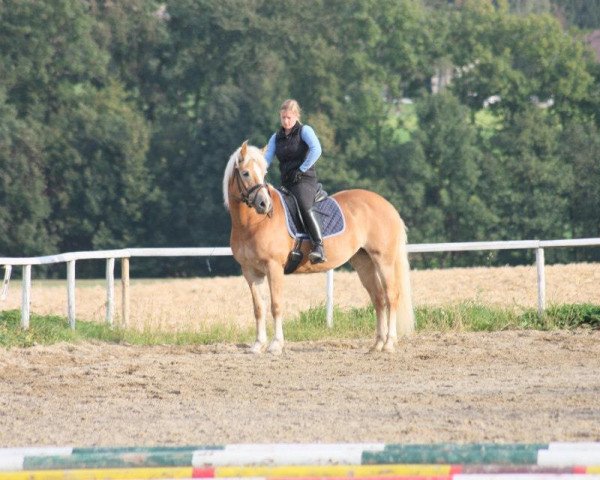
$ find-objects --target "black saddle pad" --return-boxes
[274,188,345,239]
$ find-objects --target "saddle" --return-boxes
[275,186,345,274]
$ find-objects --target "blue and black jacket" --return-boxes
[264,121,322,185]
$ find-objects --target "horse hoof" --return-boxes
[369,340,384,353]
[250,341,266,354]
[267,341,284,355]
[383,340,396,353]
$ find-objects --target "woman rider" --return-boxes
[264,99,326,264]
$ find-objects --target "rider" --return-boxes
[264,99,326,264]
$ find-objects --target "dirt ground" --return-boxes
[1,263,599,447]
[1,330,599,447]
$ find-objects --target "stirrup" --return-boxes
[284,247,303,274]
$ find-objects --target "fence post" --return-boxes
[121,257,130,327]
[21,265,31,330]
[536,247,546,316]
[1,265,11,300]
[106,258,115,326]
[67,260,76,329]
[326,269,334,328]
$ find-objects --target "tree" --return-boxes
[0,0,154,272]
[0,0,108,119]
[43,83,152,255]
[447,1,594,122]
[1,0,597,274]
[414,94,495,241]
[483,107,572,263]
[0,94,53,256]
[88,0,171,121]
[554,0,600,29]
[560,119,600,260]
[508,0,552,15]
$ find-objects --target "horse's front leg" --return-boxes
[242,268,268,354]
[266,261,285,355]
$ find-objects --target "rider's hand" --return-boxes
[293,169,303,184]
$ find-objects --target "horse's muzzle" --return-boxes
[253,189,272,216]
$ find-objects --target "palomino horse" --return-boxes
[223,141,414,354]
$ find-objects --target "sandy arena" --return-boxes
[0,264,599,446]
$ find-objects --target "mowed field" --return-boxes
[2,263,599,331]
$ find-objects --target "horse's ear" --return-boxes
[239,140,249,162]
[261,144,267,155]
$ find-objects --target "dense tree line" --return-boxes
[1,0,599,276]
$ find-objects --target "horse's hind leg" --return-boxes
[371,245,414,352]
[373,260,400,353]
[349,249,388,352]
[242,267,268,354]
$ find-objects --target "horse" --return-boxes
[223,140,414,354]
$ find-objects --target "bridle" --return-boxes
[233,165,273,217]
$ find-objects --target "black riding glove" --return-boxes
[292,169,303,184]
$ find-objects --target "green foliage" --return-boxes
[43,82,152,256]
[0,0,109,118]
[0,94,54,256]
[447,2,594,121]
[554,0,600,29]
[559,119,600,249]
[483,107,572,263]
[383,92,501,268]
[89,0,171,120]
[1,0,599,274]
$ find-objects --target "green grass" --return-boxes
[1,303,598,348]
[0,310,255,348]
[416,302,599,331]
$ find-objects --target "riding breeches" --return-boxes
[283,173,325,258]
[284,175,319,218]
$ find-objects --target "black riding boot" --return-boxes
[303,208,327,264]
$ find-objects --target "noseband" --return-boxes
[233,166,273,217]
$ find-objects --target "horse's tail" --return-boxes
[396,217,415,336]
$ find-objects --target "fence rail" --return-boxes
[1,238,599,330]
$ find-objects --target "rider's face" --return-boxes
[280,110,299,132]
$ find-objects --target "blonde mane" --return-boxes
[222,143,269,209]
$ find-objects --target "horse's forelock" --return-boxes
[246,145,268,171]
[222,144,268,209]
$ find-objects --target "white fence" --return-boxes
[1,238,599,330]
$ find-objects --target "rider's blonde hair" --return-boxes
[280,99,302,119]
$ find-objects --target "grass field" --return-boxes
[1,263,599,334]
